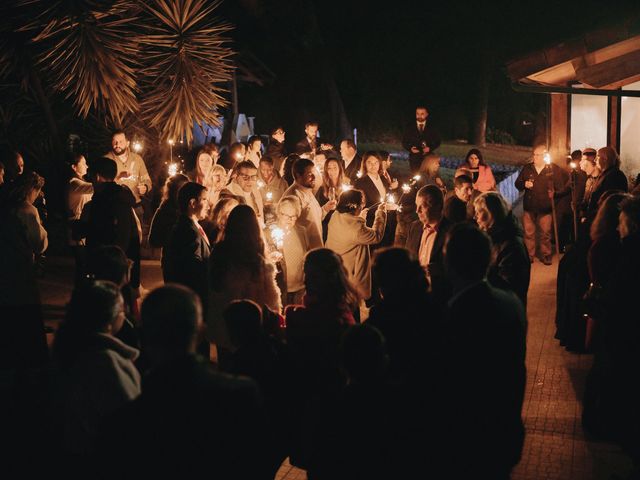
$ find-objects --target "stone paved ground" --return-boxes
[39,255,634,479]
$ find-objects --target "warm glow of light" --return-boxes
[356,171,363,178]
[387,193,396,204]
[168,139,175,146]
[257,180,265,189]
[341,183,352,191]
[412,174,421,181]
[168,163,178,176]
[570,161,577,169]
[402,183,411,193]
[266,191,273,201]
[133,141,142,153]
[544,152,551,165]
[271,226,284,249]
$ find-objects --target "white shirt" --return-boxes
[368,174,386,200]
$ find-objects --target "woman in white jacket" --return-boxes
[326,189,386,300]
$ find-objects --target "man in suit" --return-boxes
[163,182,211,314]
[405,184,451,303]
[442,223,526,478]
[402,106,441,174]
[339,139,362,183]
[295,121,319,156]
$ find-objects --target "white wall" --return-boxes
[620,81,640,178]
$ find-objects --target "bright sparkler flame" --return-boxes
[544,152,551,165]
[133,141,142,153]
[402,183,411,193]
[168,163,178,176]
[168,139,175,146]
[341,183,352,192]
[257,180,265,189]
[271,226,285,249]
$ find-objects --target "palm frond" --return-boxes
[137,0,234,144]
[30,0,140,124]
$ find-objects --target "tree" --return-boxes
[0,0,235,151]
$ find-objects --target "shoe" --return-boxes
[542,256,552,265]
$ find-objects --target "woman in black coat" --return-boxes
[473,192,531,309]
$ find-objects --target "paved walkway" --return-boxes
[39,256,633,479]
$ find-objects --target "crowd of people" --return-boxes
[0,104,639,477]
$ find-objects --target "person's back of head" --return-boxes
[177,181,206,215]
[336,188,365,214]
[340,324,389,385]
[86,245,130,287]
[162,173,189,207]
[597,146,620,171]
[372,247,428,302]
[93,157,118,182]
[304,248,357,309]
[141,284,202,365]
[444,223,491,285]
[224,300,263,349]
[54,280,125,368]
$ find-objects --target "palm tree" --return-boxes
[0,0,234,150]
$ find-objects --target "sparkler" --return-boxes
[341,183,352,192]
[356,171,363,179]
[132,141,142,153]
[271,226,285,250]
[168,163,178,177]
[266,191,273,202]
[257,180,265,189]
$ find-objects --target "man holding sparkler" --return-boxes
[105,129,152,206]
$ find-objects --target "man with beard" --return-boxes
[104,129,152,219]
[402,106,441,174]
[283,158,336,249]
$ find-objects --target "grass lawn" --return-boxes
[359,141,532,166]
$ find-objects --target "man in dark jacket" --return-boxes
[402,106,441,174]
[443,223,526,479]
[163,182,211,314]
[514,145,565,265]
[84,157,141,288]
[405,185,451,304]
[265,126,287,174]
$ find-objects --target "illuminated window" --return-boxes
[620,81,640,177]
[570,87,608,153]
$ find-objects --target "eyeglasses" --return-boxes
[273,130,285,135]
[239,174,257,181]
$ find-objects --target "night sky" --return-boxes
[219,0,640,144]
